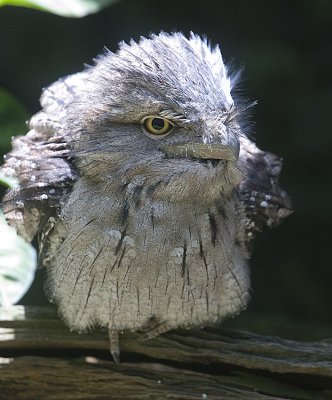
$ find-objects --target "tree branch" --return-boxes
[0,306,331,399]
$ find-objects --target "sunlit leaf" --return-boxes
[0,210,37,306]
[0,0,121,18]
[0,172,18,189]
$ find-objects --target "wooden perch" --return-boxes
[0,306,331,399]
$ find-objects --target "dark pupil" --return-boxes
[151,118,165,131]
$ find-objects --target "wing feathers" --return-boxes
[239,137,293,245]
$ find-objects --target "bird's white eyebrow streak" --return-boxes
[158,109,191,125]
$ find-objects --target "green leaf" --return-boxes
[0,87,29,155]
[0,0,121,18]
[0,172,18,189]
[0,210,37,306]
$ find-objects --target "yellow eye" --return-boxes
[142,116,174,136]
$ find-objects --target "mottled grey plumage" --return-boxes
[1,32,292,361]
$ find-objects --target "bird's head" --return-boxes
[66,32,247,203]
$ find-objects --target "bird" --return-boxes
[1,32,292,362]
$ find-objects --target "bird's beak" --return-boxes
[160,139,240,162]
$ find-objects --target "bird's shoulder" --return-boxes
[238,136,292,248]
[0,73,85,242]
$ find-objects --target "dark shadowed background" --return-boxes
[0,0,331,340]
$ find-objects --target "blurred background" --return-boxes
[0,0,331,340]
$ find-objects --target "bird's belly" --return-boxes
[46,224,250,333]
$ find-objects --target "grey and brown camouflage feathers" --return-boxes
[1,32,292,361]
